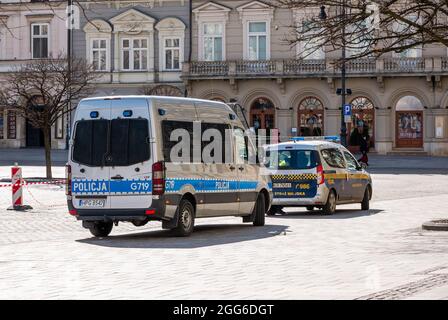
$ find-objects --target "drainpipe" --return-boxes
[185,0,192,97]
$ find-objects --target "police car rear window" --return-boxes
[265,150,319,170]
[72,119,150,166]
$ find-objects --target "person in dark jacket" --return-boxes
[358,131,370,166]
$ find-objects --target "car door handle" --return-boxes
[111,175,124,180]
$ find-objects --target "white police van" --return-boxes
[66,96,272,237]
[264,136,372,215]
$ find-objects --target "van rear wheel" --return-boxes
[173,199,195,237]
[253,193,266,226]
[89,221,113,237]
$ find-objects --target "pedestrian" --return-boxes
[358,131,370,166]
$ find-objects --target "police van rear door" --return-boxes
[107,98,152,209]
[71,99,112,210]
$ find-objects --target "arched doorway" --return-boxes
[297,97,324,136]
[250,97,276,135]
[347,96,375,151]
[395,95,424,148]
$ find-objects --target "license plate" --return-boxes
[79,199,106,208]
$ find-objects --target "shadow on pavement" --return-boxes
[368,168,448,175]
[269,209,383,220]
[77,223,289,249]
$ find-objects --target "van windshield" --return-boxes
[72,119,150,166]
[265,149,319,170]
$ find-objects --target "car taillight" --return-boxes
[65,164,72,196]
[317,164,324,185]
[152,161,165,195]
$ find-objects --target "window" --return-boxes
[91,39,107,71]
[346,20,371,58]
[55,114,63,139]
[122,38,148,70]
[248,22,267,60]
[343,151,359,171]
[0,111,4,139]
[162,120,193,163]
[72,119,150,166]
[234,127,248,163]
[321,148,345,168]
[202,122,230,164]
[7,111,16,139]
[164,38,180,70]
[203,23,223,61]
[109,119,150,166]
[162,120,231,163]
[266,149,319,170]
[73,120,109,166]
[301,21,325,59]
[31,23,49,59]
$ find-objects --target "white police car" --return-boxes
[264,136,372,215]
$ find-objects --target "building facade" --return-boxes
[183,0,448,156]
[0,0,67,149]
[72,0,190,98]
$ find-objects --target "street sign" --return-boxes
[343,104,352,123]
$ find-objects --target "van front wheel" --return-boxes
[253,193,266,226]
[89,221,113,237]
[173,199,195,237]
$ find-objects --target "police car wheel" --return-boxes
[173,199,195,237]
[361,188,370,211]
[89,221,113,237]
[253,193,266,226]
[322,190,336,215]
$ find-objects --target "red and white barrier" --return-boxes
[11,166,22,207]
[7,164,33,211]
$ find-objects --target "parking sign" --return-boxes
[344,104,352,123]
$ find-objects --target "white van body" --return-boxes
[66,96,272,237]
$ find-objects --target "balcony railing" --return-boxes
[184,57,443,79]
[236,60,276,74]
[189,61,229,76]
[284,59,326,74]
[442,57,448,71]
[384,57,425,72]
[345,58,376,73]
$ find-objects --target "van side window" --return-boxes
[234,127,248,163]
[162,120,193,163]
[321,148,345,168]
[73,120,108,166]
[202,122,230,164]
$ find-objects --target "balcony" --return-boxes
[383,57,425,72]
[182,57,448,80]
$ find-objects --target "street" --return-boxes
[0,150,448,299]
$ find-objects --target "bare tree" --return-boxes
[0,55,99,178]
[273,0,448,60]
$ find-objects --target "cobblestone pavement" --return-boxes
[0,159,448,299]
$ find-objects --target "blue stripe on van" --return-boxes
[72,178,260,195]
